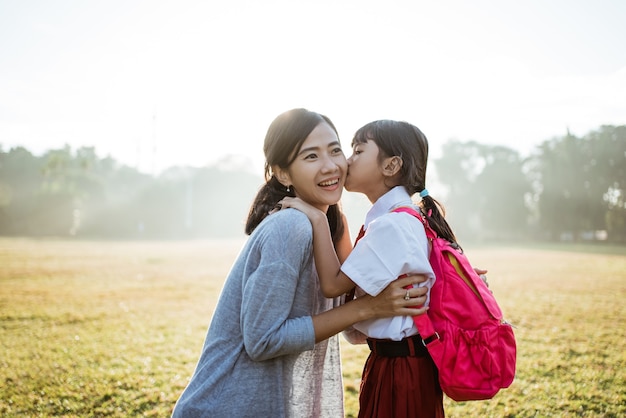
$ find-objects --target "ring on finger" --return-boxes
[404,290,410,301]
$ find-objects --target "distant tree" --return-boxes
[0,147,42,235]
[99,158,262,239]
[473,145,530,240]
[535,134,594,240]
[533,125,626,241]
[35,146,112,236]
[190,160,262,238]
[434,140,484,240]
[79,163,153,238]
[590,125,626,242]
[434,141,530,241]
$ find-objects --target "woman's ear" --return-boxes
[272,165,292,188]
[382,156,403,177]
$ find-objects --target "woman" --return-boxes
[171,109,428,418]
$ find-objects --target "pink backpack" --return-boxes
[393,206,517,401]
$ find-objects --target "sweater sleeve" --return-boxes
[240,210,317,361]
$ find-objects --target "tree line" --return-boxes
[0,148,261,239]
[0,124,624,243]
[436,125,625,243]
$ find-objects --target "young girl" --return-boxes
[280,119,459,418]
[171,110,429,418]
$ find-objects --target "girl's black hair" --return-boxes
[353,120,458,244]
[245,108,345,244]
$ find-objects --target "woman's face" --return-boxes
[285,122,347,212]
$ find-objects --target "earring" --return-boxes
[286,185,291,193]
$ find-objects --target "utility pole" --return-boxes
[152,108,157,176]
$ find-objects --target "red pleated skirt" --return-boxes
[358,338,445,418]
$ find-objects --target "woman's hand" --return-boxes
[357,274,429,319]
[312,274,428,343]
[474,267,489,287]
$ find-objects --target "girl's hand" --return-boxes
[278,197,326,223]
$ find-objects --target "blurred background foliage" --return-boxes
[1,124,624,243]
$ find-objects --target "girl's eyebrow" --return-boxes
[297,141,341,156]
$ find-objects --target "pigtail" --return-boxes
[327,203,345,245]
[419,195,458,245]
[245,175,345,247]
[245,176,293,235]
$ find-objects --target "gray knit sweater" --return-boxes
[171,209,344,418]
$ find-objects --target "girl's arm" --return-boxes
[279,197,355,297]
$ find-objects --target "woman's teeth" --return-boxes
[319,179,338,187]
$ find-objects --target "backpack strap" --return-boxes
[391,206,437,240]
[390,205,442,345]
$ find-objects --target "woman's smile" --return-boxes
[318,177,341,190]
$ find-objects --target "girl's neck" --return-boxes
[366,183,400,204]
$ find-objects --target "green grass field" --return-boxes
[1,238,625,417]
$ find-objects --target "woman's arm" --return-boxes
[312,275,428,343]
[280,197,355,297]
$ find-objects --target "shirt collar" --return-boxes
[363,186,413,229]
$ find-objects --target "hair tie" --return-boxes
[419,189,429,198]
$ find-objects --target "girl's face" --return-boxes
[282,122,347,212]
[345,139,387,202]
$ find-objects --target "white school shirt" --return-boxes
[341,186,435,341]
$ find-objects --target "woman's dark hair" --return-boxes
[352,120,458,244]
[245,108,345,244]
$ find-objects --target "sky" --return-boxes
[1,0,625,176]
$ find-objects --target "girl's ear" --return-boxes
[272,165,292,188]
[382,156,403,177]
